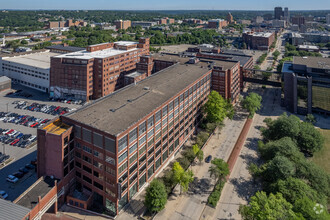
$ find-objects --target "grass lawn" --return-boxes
[310,129,330,174]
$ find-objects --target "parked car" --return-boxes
[205,155,212,163]
[19,167,29,174]
[6,175,19,183]
[0,191,8,199]
[13,171,24,179]
[25,164,35,170]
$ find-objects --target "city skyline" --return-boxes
[1,0,330,10]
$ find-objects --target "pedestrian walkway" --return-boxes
[154,109,248,220]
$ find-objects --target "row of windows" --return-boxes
[117,75,211,156]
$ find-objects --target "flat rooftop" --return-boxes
[2,51,58,69]
[293,56,330,70]
[42,119,71,135]
[66,63,211,136]
[46,45,84,52]
[153,53,238,69]
[245,32,273,38]
[15,176,56,209]
[126,71,145,78]
[0,199,30,220]
[55,47,138,60]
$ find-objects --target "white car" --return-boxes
[0,191,8,199]
[6,175,19,183]
[28,135,36,142]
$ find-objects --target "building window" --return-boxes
[106,155,115,165]
[119,162,127,174]
[83,146,92,154]
[139,121,146,134]
[155,110,161,123]
[118,151,128,164]
[129,143,138,154]
[129,128,137,144]
[139,145,146,155]
[129,153,137,164]
[148,166,154,178]
[139,135,146,145]
[148,116,154,128]
[162,106,168,117]
[106,166,115,176]
[118,135,128,153]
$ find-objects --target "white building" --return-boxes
[0,51,58,92]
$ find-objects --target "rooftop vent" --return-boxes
[143,87,150,90]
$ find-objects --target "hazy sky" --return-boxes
[1,0,330,10]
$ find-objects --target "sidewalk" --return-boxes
[154,109,248,220]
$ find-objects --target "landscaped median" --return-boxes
[206,117,254,208]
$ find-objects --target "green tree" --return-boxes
[144,179,167,213]
[261,113,300,141]
[172,162,194,194]
[297,122,324,154]
[239,191,301,220]
[192,144,200,155]
[263,155,296,183]
[270,177,322,205]
[196,149,204,164]
[208,158,230,183]
[196,131,209,147]
[272,50,280,60]
[20,39,28,45]
[203,91,231,123]
[293,196,330,220]
[258,137,304,163]
[241,92,262,118]
[296,161,330,198]
[305,114,316,124]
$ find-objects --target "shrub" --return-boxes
[207,181,225,207]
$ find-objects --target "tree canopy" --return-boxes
[239,191,301,220]
[241,92,262,118]
[208,158,230,183]
[172,162,194,193]
[203,91,233,123]
[144,179,167,213]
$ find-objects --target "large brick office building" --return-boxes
[38,62,212,215]
[152,53,242,103]
[242,31,276,50]
[50,38,149,101]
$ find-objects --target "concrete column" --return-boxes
[307,76,312,114]
[54,199,58,214]
[293,74,298,114]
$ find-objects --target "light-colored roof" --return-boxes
[293,56,330,70]
[297,45,319,49]
[0,76,11,83]
[0,199,30,220]
[56,47,137,60]
[66,63,211,135]
[249,32,273,38]
[115,41,138,46]
[2,51,58,69]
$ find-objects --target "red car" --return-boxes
[30,122,38,128]
[6,129,14,135]
[10,139,19,146]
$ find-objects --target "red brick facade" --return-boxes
[50,38,150,101]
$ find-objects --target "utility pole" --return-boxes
[2,143,5,155]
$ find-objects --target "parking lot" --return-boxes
[0,84,82,201]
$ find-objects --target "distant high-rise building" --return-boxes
[292,15,305,28]
[326,14,330,24]
[114,20,131,30]
[274,7,284,20]
[284,7,290,22]
[227,12,234,24]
